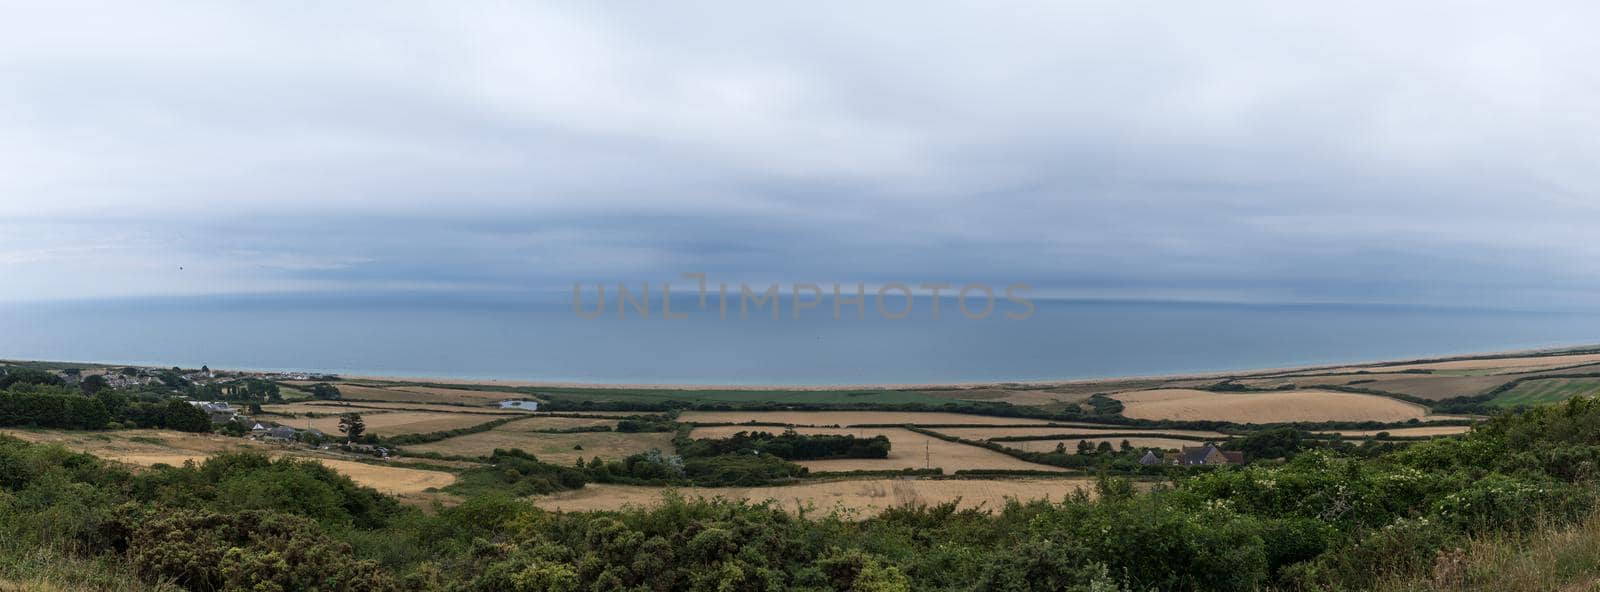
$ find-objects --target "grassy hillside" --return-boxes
[1491,377,1600,408]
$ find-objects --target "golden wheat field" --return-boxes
[687,425,1068,473]
[0,428,455,496]
[528,477,1104,516]
[2,427,270,457]
[1313,425,1472,438]
[1111,389,1431,423]
[406,422,666,464]
[677,410,1068,427]
[925,426,1229,440]
[311,459,456,494]
[263,401,520,415]
[293,411,500,436]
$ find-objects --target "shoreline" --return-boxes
[16,343,1595,392]
[346,343,1600,390]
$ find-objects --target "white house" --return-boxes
[498,400,539,411]
[188,401,234,414]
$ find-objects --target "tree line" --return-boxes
[675,429,892,460]
[0,370,211,432]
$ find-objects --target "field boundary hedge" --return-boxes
[982,432,1219,443]
[381,414,537,447]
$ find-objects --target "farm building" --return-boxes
[188,401,234,414]
[498,400,539,410]
[189,401,241,424]
[1160,443,1243,466]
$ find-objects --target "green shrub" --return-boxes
[125,509,398,592]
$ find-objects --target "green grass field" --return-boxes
[277,384,313,400]
[1491,378,1600,408]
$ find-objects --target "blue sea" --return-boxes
[2,292,1599,385]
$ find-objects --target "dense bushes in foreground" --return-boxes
[11,398,1600,590]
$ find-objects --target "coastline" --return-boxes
[344,342,1600,390]
[10,342,1599,391]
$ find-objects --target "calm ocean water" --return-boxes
[2,293,1598,385]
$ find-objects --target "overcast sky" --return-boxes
[3,2,1598,309]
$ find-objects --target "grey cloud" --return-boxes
[1,2,1598,308]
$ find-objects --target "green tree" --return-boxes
[95,389,129,417]
[339,413,366,442]
[309,383,342,400]
[161,399,212,433]
[80,374,110,396]
[0,369,65,389]
[0,384,110,429]
[220,419,249,437]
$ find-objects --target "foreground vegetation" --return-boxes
[6,390,1600,590]
[1372,510,1600,592]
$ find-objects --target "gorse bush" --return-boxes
[122,509,398,592]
